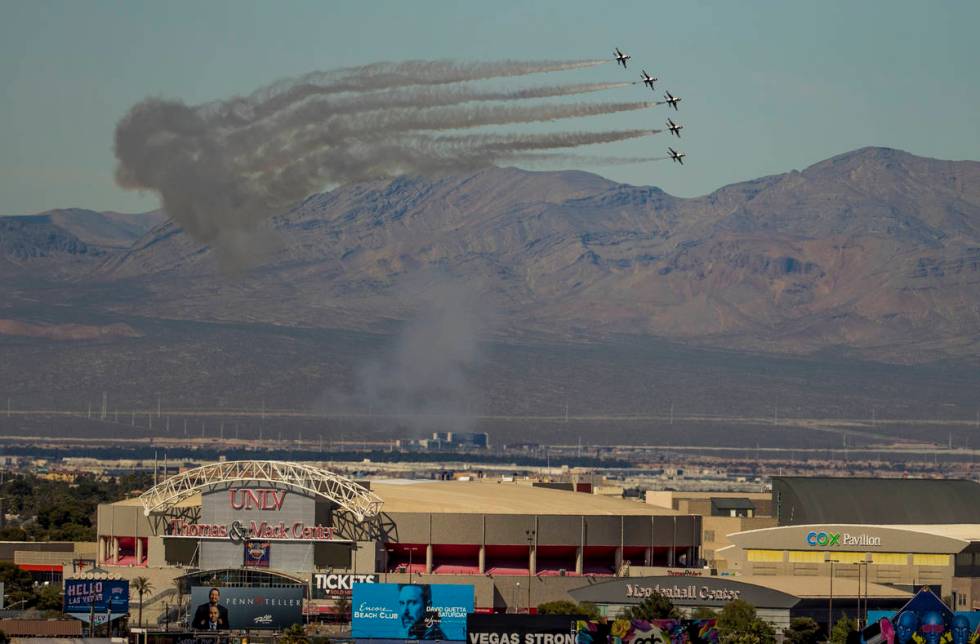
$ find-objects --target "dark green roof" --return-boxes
[772,477,980,525]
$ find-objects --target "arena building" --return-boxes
[93,460,703,627]
[567,574,910,631]
[717,477,980,610]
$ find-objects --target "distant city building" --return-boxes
[396,431,489,450]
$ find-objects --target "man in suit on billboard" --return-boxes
[192,587,230,630]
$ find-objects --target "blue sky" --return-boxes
[1,0,979,213]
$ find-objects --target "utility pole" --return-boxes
[525,529,535,614]
[828,559,838,641]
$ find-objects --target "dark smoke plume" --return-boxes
[114,59,657,268]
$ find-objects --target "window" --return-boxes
[747,549,783,562]
[788,550,825,563]
[912,554,950,566]
[872,552,908,565]
[833,552,867,564]
[704,530,715,541]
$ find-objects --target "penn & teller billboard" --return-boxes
[190,586,303,630]
[353,582,473,640]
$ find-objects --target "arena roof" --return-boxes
[370,480,682,515]
[137,460,384,520]
[115,477,681,516]
[772,477,980,525]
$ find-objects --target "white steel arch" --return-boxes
[138,460,383,521]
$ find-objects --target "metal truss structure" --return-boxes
[138,460,384,521]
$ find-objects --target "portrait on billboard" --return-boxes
[191,586,304,631]
[192,587,229,631]
[244,541,271,568]
[352,582,473,641]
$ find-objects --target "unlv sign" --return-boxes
[230,489,286,511]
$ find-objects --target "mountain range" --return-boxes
[3,146,979,363]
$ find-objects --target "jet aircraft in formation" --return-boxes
[614,48,631,68]
[614,46,687,166]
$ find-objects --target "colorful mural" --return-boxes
[863,588,980,644]
[576,619,718,644]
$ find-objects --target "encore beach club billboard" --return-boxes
[353,582,474,640]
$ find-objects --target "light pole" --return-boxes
[828,559,839,641]
[408,546,419,584]
[852,561,869,629]
[525,529,536,614]
[515,581,521,614]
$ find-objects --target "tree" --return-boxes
[691,607,719,620]
[280,623,311,644]
[538,600,601,619]
[830,614,859,644]
[783,617,821,644]
[0,561,35,607]
[622,591,680,620]
[132,576,154,628]
[717,600,775,644]
[335,595,351,623]
[35,584,63,612]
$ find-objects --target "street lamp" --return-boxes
[525,529,536,614]
[515,581,521,614]
[852,560,869,629]
[828,559,840,641]
[407,546,419,584]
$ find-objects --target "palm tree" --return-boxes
[132,576,154,628]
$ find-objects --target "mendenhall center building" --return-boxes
[94,460,704,627]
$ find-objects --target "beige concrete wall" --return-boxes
[703,516,777,568]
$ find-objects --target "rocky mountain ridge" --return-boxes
[2,147,979,362]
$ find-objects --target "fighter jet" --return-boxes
[668,147,686,165]
[641,70,657,89]
[664,91,682,110]
[667,118,683,138]
[614,48,631,68]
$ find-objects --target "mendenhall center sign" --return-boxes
[568,577,801,609]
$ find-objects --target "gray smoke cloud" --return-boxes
[114,58,659,268]
[318,274,492,435]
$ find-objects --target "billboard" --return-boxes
[312,573,378,599]
[190,586,303,631]
[353,582,473,640]
[468,614,579,644]
[64,579,129,619]
[862,588,980,644]
[244,541,271,568]
[575,619,719,644]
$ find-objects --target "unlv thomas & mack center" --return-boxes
[94,460,703,624]
[91,461,980,631]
